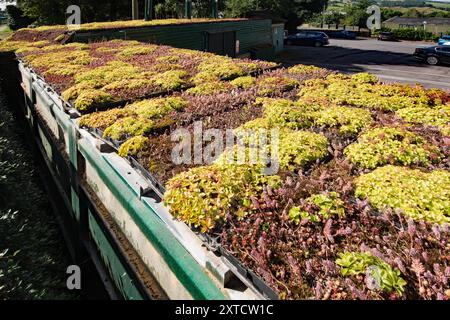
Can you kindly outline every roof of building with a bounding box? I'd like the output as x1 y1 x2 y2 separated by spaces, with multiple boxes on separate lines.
384 16 450 25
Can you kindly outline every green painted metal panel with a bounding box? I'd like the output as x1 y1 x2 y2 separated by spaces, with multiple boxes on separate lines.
88 210 144 300
78 138 226 300
73 20 273 56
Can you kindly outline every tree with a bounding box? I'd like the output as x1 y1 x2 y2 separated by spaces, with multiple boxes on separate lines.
6 5 33 30
17 0 134 25
341 0 376 28
225 0 328 33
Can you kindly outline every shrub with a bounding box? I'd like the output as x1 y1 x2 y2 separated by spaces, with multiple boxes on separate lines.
354 165 450 224
6 5 33 31
336 252 407 296
391 28 436 41
344 127 442 169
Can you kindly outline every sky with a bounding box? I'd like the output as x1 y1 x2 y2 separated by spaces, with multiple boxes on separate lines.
0 1 16 12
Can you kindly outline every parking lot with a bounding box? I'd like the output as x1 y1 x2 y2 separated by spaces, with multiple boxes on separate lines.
280 38 450 90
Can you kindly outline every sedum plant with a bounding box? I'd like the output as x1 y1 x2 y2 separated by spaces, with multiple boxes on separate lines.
257 76 300 96
74 60 141 87
151 70 188 91
230 76 256 89
198 56 245 79
299 76 438 112
350 72 379 84
78 108 132 129
73 90 115 112
118 136 150 157
336 251 407 296
186 81 230 96
396 105 450 136
164 164 281 232
259 98 319 129
103 117 154 141
78 96 187 135
277 130 329 171
344 127 441 169
288 64 325 75
129 96 187 118
354 165 450 224
313 105 373 134
116 45 157 59
289 191 345 224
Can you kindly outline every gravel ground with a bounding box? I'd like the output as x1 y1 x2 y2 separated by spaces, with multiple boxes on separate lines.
279 38 450 90
0 82 78 300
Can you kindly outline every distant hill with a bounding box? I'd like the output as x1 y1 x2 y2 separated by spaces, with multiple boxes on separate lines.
329 0 450 7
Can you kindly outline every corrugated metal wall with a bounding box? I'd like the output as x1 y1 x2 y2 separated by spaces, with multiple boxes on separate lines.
73 19 273 56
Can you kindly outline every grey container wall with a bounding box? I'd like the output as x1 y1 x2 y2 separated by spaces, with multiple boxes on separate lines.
272 24 285 54
72 19 274 57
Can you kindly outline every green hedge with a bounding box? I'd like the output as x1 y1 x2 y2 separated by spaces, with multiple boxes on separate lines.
378 27 438 41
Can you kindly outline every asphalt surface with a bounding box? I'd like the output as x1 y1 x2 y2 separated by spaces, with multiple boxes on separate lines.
279 38 450 91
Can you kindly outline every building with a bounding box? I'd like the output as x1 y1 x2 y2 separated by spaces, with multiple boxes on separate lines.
72 19 282 59
383 17 450 35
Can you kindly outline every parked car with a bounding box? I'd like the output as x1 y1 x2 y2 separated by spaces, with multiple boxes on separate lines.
414 45 450 65
437 35 450 46
284 31 329 47
378 32 396 41
329 30 357 40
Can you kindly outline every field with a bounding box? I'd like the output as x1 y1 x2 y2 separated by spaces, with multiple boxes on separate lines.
0 25 12 40
427 1 450 9
0 26 449 300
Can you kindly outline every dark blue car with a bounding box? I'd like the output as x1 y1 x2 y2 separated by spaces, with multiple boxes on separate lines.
284 31 329 47
330 30 357 40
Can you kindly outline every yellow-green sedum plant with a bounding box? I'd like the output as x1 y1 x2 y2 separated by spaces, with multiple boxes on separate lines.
354 165 450 224
336 251 407 296
345 127 441 169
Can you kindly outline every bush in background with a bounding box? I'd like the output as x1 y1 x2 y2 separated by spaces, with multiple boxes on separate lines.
6 5 33 31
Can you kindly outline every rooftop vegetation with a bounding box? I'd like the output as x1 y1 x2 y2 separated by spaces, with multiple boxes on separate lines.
1 24 449 299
